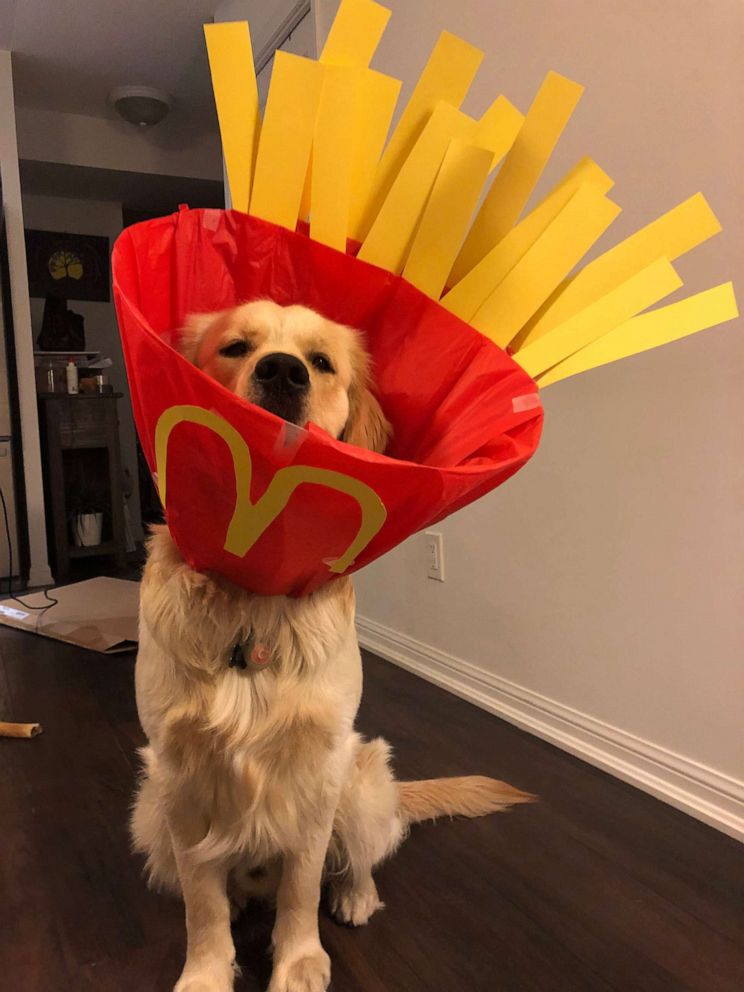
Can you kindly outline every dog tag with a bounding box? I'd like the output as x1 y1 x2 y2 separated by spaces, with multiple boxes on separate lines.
249 644 272 668
228 633 273 672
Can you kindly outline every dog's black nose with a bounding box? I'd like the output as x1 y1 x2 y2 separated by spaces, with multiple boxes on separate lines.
254 353 309 392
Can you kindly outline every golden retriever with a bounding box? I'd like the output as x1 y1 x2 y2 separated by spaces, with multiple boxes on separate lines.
132 300 532 992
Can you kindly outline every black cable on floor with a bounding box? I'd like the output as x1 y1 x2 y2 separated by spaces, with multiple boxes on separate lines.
0 483 58 613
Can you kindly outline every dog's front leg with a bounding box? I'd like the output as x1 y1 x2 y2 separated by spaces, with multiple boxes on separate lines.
170 817 235 992
268 804 336 992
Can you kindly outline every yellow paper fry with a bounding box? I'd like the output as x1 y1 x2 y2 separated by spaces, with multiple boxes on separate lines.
516 257 683 379
451 71 584 284
356 30 484 240
310 66 360 250
403 140 493 299
470 184 621 348
474 96 524 170
537 282 739 387
203 22 260 213
515 192 722 350
442 157 614 320
298 164 313 225
298 0 393 225
348 70 402 242
358 102 476 274
250 53 324 230
320 0 392 67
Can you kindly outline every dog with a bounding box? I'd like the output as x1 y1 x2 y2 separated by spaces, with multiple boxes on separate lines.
131 300 533 992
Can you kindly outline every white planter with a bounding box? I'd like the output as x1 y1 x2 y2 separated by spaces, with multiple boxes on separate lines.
73 512 103 547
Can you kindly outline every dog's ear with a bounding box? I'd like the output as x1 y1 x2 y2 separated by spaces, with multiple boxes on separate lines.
342 332 392 453
344 377 392 454
177 312 222 365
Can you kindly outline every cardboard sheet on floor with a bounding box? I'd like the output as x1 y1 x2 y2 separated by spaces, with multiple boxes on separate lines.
0 577 139 654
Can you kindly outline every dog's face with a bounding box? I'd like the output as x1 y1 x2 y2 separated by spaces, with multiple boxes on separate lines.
179 300 391 453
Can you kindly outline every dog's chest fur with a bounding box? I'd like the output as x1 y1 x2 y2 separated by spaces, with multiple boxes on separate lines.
135 527 362 861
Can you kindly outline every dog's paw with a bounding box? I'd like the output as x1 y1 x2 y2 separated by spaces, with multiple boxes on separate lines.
174 981 217 992
174 959 235 992
268 946 331 992
329 878 384 927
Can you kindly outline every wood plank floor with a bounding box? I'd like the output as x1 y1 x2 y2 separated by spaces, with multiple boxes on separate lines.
1 624 743 991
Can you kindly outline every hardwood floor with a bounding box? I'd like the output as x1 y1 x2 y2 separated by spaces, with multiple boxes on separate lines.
1 624 742 991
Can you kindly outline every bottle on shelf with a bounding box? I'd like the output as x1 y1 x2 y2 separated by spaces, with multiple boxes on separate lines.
66 358 79 395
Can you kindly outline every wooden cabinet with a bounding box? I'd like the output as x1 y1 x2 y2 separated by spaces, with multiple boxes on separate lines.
38 394 127 580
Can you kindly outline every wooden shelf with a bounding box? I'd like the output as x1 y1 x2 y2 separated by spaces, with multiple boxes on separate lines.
38 392 123 400
38 394 127 581
68 541 120 559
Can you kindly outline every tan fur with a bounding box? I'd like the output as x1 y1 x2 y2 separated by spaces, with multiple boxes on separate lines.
132 303 532 992
177 300 391 448
398 776 535 824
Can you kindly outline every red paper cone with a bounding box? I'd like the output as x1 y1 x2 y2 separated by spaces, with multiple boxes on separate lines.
113 207 543 596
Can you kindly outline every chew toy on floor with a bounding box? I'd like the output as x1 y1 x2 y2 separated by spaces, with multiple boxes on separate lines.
0 721 42 739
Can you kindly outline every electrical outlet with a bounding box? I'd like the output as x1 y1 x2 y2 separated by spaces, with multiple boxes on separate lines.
424 531 445 581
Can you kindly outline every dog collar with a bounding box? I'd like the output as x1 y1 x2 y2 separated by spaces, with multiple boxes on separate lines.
228 631 273 672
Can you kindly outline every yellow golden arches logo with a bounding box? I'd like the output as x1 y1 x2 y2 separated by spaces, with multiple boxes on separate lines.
154 405 387 574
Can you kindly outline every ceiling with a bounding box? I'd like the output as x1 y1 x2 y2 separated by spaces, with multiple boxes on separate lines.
2 0 233 131
4 0 310 207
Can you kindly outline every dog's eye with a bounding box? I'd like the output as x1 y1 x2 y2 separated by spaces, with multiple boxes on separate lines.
310 353 334 374
219 340 251 358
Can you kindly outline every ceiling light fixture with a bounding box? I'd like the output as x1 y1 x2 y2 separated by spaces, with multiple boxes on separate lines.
109 86 172 127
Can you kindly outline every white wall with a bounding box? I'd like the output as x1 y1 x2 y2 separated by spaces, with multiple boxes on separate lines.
20 193 143 540
316 0 744 837
0 51 53 586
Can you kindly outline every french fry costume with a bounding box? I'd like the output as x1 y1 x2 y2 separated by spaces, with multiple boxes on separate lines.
112 0 737 597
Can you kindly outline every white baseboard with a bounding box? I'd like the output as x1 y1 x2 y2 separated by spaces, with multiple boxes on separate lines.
356 615 744 843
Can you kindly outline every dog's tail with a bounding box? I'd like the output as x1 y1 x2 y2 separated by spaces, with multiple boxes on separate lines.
397 775 535 825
